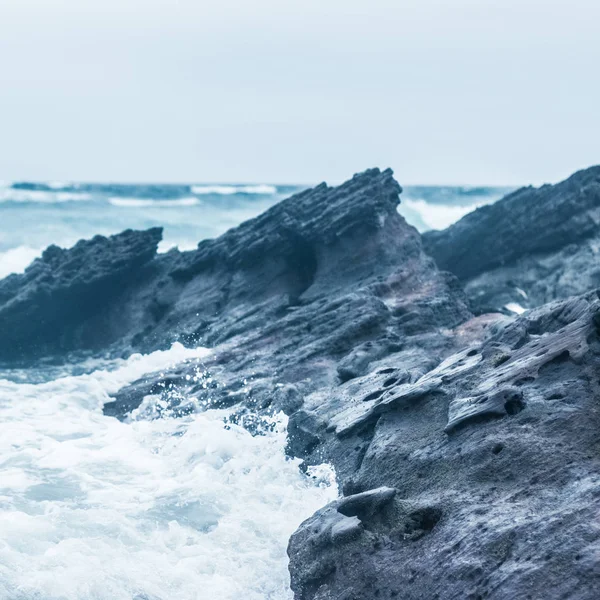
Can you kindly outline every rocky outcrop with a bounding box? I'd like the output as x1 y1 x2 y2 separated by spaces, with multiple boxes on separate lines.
423 166 600 313
4 166 600 599
0 228 163 362
0 168 470 367
100 169 472 419
288 292 600 600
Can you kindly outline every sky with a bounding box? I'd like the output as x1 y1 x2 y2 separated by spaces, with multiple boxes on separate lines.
0 0 598 185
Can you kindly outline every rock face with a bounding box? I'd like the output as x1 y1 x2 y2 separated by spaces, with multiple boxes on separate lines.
423 166 600 313
0 228 163 362
288 292 600 599
0 168 470 373
4 166 600 600
100 169 472 419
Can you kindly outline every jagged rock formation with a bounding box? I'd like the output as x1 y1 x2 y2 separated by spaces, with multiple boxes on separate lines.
102 169 472 419
0 169 469 367
0 228 163 362
423 165 600 314
288 292 600 599
3 166 600 600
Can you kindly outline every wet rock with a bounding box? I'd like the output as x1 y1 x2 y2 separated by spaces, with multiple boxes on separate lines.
423 165 600 313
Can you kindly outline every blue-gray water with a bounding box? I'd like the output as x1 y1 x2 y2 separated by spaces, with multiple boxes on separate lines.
0 180 513 278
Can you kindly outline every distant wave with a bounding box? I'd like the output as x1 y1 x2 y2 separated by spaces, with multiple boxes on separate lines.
401 198 484 231
109 197 201 208
0 246 41 278
191 184 277 195
0 189 92 204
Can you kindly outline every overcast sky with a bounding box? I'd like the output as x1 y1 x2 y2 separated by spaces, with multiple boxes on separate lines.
0 0 598 185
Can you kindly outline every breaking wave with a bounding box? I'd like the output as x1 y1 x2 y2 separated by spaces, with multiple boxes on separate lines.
191 185 278 196
109 197 202 208
0 344 337 600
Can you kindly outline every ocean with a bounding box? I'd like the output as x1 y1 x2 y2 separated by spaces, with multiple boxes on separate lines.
0 181 513 279
0 180 512 599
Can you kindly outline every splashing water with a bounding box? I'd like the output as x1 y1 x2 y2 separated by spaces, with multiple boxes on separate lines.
0 344 337 600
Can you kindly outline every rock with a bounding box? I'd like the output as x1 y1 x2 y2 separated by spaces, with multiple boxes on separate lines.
423 165 600 313
289 291 600 600
62 168 468 420
0 168 470 370
0 228 163 362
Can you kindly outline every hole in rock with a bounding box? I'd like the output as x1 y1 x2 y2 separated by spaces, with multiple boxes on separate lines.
363 389 384 402
467 349 478 357
378 368 395 374
383 377 398 388
505 396 525 415
492 443 504 455
404 507 442 535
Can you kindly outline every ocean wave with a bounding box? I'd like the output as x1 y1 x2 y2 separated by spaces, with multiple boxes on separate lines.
109 197 201 208
401 198 484 231
0 245 41 278
191 184 278 195
0 343 337 599
0 189 92 204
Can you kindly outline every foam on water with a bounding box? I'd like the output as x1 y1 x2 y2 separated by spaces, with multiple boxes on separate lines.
0 189 92 204
401 198 486 231
191 185 277 195
0 344 337 600
109 197 202 208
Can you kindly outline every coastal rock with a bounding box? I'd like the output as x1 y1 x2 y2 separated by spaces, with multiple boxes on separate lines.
0 168 470 369
288 291 600 599
423 165 600 313
0 228 162 361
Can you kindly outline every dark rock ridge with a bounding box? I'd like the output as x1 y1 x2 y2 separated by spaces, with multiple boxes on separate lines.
3 166 600 599
0 168 469 366
101 169 473 419
423 165 600 314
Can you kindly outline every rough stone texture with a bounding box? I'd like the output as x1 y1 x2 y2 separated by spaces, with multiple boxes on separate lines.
0 168 469 368
101 169 472 420
288 292 600 600
0 228 163 361
423 165 600 313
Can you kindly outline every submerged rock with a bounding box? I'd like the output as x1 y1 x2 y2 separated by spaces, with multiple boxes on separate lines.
423 165 600 313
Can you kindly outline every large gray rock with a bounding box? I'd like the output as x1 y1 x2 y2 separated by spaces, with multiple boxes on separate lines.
288 292 600 600
423 166 600 313
0 168 468 364
101 168 472 419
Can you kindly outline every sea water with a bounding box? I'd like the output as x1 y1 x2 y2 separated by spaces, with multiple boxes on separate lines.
0 180 513 278
0 344 337 600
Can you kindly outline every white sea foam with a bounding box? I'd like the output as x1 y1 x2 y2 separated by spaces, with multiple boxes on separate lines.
191 185 277 195
0 245 41 278
402 198 484 231
47 181 72 190
109 197 201 208
0 189 92 204
0 343 337 600
505 302 526 315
